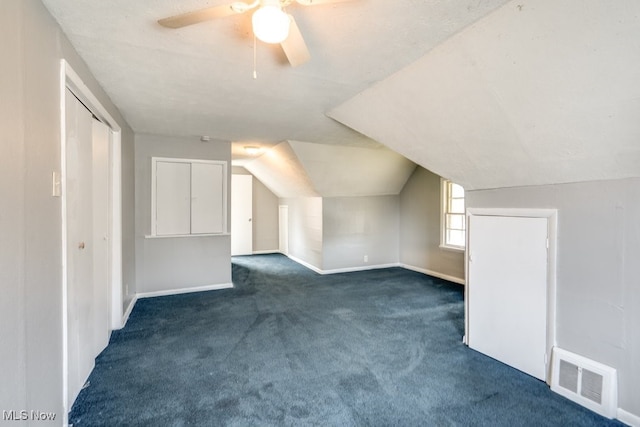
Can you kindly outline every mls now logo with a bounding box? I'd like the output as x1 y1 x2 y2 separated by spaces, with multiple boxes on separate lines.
3 410 56 421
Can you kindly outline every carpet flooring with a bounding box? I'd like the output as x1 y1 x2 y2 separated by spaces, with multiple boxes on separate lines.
70 254 624 426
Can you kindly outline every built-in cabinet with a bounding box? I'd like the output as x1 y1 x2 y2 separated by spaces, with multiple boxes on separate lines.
150 157 227 237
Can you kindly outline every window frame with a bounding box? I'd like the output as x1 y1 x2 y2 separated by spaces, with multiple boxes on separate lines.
440 178 466 251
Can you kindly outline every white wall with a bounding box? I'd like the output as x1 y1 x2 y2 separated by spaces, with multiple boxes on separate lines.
399 167 465 282
0 0 135 419
135 134 231 294
281 197 323 270
323 196 399 271
467 177 640 418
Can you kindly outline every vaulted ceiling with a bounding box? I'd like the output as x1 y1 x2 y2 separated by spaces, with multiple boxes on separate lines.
329 0 640 190
42 0 640 193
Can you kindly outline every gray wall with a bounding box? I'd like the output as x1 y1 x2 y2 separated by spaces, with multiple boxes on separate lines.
467 177 640 417
399 167 465 282
232 167 280 253
135 134 231 293
281 172 466 279
323 196 399 271
281 197 323 269
0 0 135 419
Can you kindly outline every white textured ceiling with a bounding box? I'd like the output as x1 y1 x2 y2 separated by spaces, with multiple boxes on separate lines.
329 0 640 190
243 141 415 198
40 0 509 149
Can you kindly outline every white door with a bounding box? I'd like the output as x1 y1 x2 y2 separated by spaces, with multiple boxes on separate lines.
92 119 111 357
467 215 548 380
66 89 95 405
231 175 253 255
65 89 112 406
279 205 289 255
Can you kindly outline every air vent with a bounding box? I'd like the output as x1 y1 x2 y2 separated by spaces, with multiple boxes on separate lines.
551 347 617 418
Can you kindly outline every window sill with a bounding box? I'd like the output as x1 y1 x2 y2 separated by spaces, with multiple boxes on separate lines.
145 233 230 239
439 244 465 253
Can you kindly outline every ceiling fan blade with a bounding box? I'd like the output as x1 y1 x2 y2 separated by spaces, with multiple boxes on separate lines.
281 15 310 67
158 4 238 28
295 0 354 5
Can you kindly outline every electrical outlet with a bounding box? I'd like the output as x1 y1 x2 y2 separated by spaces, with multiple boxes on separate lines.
364 255 368 263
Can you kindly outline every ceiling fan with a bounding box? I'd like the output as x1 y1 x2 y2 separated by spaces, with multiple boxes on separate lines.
158 0 352 67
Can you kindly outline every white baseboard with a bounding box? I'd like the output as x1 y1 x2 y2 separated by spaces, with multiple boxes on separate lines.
252 250 280 255
320 263 400 275
137 282 234 299
287 254 399 275
286 256 466 282
118 295 137 329
400 264 466 285
618 408 640 426
287 255 323 274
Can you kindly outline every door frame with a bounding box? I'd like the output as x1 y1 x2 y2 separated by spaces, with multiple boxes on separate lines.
279 205 289 255
465 208 557 383
231 174 253 255
60 60 123 419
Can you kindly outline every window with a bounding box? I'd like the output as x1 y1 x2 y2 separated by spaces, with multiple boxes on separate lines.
151 157 227 237
441 179 465 250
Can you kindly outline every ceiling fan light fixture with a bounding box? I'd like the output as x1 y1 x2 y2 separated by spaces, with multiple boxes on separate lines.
252 5 291 44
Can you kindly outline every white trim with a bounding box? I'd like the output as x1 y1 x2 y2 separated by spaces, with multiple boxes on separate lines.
145 233 230 239
119 295 138 330
465 207 558 385
286 255 465 280
110 132 123 331
59 61 69 427
251 250 280 255
137 283 234 299
60 59 124 421
287 255 323 274
401 264 466 285
321 263 399 275
618 408 640 427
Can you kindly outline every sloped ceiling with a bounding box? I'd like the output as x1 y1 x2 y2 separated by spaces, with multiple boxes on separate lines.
244 141 319 198
329 0 640 190
40 0 509 149
244 141 416 198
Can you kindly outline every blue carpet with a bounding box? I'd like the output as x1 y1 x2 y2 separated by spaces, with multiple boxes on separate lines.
70 254 624 426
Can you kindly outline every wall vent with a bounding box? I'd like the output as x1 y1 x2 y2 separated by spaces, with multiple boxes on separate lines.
550 347 617 418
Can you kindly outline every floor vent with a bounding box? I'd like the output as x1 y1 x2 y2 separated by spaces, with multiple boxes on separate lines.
550 347 617 418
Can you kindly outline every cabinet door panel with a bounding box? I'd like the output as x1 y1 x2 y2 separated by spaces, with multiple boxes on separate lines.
156 161 191 235
191 162 224 234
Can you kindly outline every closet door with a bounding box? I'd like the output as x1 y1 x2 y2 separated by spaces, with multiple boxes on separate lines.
66 89 113 406
92 119 111 357
467 215 548 380
65 89 96 405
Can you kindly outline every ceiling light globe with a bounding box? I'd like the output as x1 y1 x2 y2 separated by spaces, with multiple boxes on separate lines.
252 6 291 44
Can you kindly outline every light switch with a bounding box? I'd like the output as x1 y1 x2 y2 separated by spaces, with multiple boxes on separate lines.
52 171 61 197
